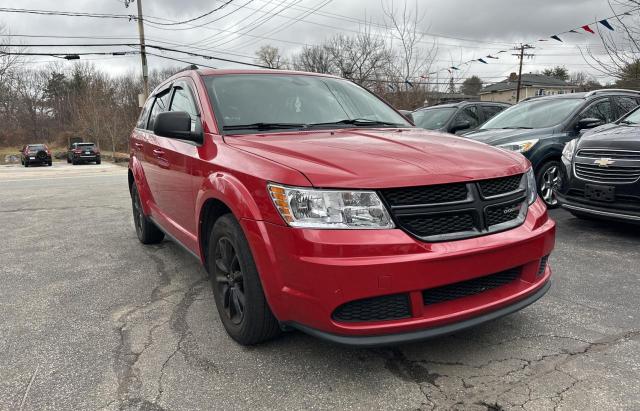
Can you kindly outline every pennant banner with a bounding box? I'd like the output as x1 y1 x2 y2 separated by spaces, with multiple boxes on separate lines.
582 24 595 34
599 19 614 31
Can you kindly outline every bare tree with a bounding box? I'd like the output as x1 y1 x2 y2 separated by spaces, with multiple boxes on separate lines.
255 45 288 69
292 45 333 74
581 1 640 88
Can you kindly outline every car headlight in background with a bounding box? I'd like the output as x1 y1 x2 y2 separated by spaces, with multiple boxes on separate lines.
562 138 577 161
268 184 395 229
525 168 538 205
498 139 539 153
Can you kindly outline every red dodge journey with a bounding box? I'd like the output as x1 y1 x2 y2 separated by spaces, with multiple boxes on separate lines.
128 68 555 346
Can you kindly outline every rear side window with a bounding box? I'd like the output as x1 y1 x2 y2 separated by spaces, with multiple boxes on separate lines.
136 98 154 129
454 106 481 129
147 91 172 131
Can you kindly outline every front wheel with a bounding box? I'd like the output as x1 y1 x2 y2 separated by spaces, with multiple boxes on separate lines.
24 161 29 167
536 160 564 209
96 158 101 165
207 214 280 345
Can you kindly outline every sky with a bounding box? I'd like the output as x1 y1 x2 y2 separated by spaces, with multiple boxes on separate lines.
0 0 629 87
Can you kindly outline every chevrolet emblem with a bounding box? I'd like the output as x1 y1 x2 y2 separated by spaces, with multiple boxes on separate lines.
594 158 615 167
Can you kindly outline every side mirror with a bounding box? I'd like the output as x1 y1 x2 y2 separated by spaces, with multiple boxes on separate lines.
450 120 472 134
154 111 203 144
575 117 604 131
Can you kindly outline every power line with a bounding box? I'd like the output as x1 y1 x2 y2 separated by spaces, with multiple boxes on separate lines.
145 0 237 26
0 7 135 20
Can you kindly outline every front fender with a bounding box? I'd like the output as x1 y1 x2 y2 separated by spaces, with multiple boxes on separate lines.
195 172 264 224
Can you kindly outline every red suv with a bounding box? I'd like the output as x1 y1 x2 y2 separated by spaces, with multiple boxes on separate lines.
129 69 555 346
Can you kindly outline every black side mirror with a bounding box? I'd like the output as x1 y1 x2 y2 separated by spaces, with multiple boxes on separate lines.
154 111 203 144
450 120 472 133
575 117 604 131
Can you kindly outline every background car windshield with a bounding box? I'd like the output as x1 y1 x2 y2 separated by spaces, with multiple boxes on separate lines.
28 145 45 150
412 107 457 129
481 98 583 129
622 108 640 124
204 74 411 130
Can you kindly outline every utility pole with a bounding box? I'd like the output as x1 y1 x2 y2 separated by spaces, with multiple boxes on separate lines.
125 0 149 103
512 44 535 103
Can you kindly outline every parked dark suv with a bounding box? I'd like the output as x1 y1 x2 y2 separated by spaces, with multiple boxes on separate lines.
67 142 101 165
21 144 52 167
558 106 640 223
128 68 554 346
465 90 640 207
412 101 510 134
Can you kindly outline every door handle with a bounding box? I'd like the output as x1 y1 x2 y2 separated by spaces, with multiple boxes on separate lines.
153 149 165 156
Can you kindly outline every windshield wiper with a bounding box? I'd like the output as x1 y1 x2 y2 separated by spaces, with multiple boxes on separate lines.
619 120 638 126
307 118 405 128
223 122 308 131
500 126 533 129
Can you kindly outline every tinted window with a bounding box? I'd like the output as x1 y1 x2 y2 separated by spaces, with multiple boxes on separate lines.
147 91 172 131
413 107 457 130
614 96 639 117
578 99 614 123
136 98 154 129
482 98 583 129
453 106 480 129
170 84 199 133
481 105 506 121
204 74 410 132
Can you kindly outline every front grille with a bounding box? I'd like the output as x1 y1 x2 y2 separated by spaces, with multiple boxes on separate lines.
423 267 521 305
380 174 526 242
574 163 640 184
486 199 526 227
537 255 549 277
577 148 640 160
398 212 476 237
332 293 411 322
479 174 522 197
382 183 468 206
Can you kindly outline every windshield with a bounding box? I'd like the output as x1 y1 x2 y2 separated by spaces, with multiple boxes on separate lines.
412 107 457 130
621 108 640 125
204 74 411 133
77 144 95 149
481 98 583 129
27 145 46 150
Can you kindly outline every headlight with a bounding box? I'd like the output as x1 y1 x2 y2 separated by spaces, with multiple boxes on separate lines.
267 184 394 229
562 139 577 161
526 168 538 205
498 139 539 153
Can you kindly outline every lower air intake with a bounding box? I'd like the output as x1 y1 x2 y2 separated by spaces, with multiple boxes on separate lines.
423 267 521 305
332 293 411 323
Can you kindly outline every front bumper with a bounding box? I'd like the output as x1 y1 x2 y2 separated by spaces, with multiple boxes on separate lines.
241 198 555 345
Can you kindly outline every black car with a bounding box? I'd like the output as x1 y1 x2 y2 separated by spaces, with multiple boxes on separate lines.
21 144 52 167
464 90 640 207
412 101 510 135
557 106 640 223
67 142 101 165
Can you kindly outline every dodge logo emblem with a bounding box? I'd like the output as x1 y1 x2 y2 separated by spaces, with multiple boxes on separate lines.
594 158 615 167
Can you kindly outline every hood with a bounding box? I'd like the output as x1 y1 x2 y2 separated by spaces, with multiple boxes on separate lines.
225 128 529 188
464 127 554 146
579 123 640 151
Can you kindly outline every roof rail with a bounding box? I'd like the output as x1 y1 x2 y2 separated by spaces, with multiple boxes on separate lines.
177 64 199 73
585 88 640 97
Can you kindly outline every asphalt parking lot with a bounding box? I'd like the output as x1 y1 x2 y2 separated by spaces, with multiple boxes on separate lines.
1 162 638 411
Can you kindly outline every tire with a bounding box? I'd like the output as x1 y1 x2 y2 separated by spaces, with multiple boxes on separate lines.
96 158 101 165
207 214 280 345
24 161 29 167
67 157 71 164
71 159 77 165
536 160 564 209
131 183 164 244
48 161 52 166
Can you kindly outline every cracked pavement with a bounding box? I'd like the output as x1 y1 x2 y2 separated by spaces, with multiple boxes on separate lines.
1 162 639 410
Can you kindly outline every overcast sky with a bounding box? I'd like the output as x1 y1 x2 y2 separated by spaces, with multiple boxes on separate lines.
0 0 626 86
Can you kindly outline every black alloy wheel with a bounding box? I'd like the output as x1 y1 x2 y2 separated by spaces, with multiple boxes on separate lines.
131 184 164 244
214 237 246 325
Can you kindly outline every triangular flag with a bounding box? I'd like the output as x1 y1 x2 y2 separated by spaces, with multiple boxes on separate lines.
450 66 460 70
551 35 563 42
420 75 428 79
486 55 499 59
582 24 595 34
447 69 452 74
497 50 507 54
538 39 549 42
478 58 488 64
599 19 614 31
569 29 580 34
388 84 395 91
404 80 414 88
